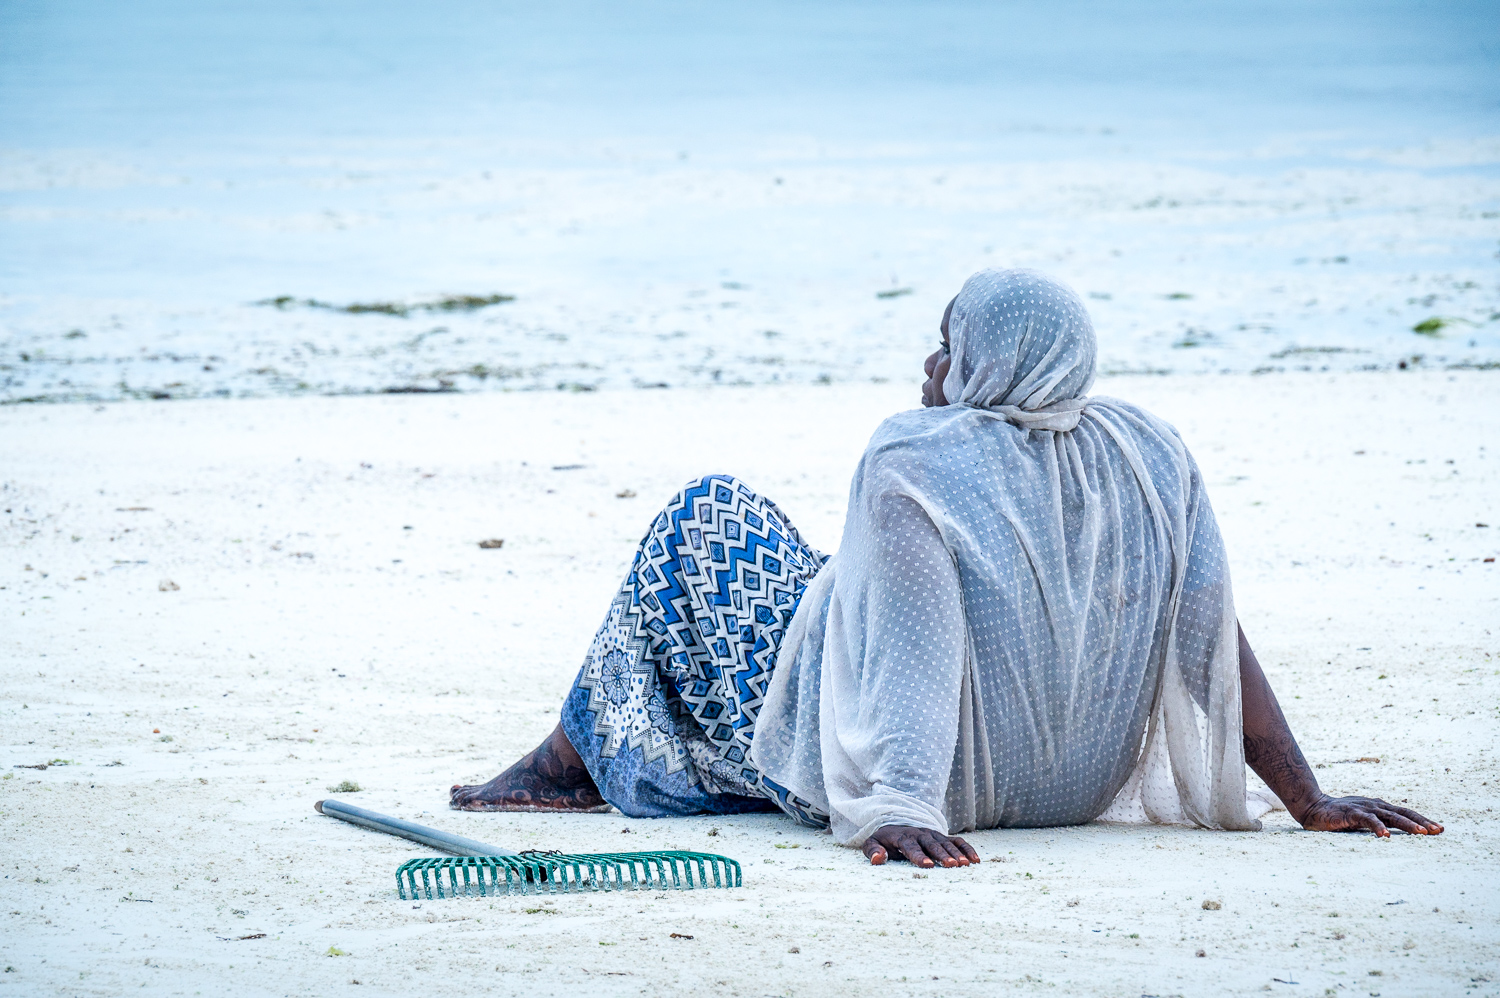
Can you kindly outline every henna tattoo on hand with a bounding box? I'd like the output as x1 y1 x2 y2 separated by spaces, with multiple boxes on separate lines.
1243 729 1319 819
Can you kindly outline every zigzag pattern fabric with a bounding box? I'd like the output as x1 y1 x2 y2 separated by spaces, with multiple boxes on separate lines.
561 475 830 824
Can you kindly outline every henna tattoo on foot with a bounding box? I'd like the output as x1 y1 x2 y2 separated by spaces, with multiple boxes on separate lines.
450 727 606 812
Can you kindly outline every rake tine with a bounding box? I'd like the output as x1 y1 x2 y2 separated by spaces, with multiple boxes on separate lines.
419 863 434 901
657 855 674 889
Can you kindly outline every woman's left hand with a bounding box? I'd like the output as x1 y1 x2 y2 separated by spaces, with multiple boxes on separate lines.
861 824 980 867
1297 794 1443 837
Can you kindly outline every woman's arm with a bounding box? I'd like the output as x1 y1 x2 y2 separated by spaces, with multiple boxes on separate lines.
1238 624 1442 836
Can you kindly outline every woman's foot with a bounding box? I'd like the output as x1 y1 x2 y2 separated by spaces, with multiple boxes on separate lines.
450 723 610 812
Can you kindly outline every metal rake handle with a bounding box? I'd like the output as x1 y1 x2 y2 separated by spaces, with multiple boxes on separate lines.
315 799 518 857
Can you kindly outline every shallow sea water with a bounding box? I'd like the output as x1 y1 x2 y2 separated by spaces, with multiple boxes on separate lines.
1 0 1497 402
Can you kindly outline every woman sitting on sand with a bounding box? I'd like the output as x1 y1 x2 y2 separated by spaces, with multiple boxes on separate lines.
452 268 1442 867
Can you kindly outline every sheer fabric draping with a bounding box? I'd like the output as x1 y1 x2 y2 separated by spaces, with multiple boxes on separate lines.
752 269 1270 845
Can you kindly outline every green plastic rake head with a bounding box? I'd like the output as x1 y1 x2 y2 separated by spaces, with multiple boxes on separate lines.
396 850 741 900
315 799 743 900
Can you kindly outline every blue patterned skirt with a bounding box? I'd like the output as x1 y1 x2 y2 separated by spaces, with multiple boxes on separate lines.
560 475 829 825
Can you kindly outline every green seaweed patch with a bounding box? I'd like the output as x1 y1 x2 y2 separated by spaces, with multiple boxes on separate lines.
343 301 407 316
1412 317 1448 336
876 288 913 299
441 364 525 381
1164 292 1194 300
1268 345 1367 360
429 294 515 311
327 780 362 793
256 293 515 318
1171 328 1215 349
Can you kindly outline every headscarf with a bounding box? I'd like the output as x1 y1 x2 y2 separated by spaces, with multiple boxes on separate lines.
943 267 1094 429
753 268 1265 844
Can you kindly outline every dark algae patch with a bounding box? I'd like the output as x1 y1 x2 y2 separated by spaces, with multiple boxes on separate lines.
256 293 515 318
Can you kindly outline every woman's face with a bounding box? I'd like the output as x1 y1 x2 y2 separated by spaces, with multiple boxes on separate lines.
921 297 956 408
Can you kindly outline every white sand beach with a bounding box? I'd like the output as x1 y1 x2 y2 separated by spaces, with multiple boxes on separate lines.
2 371 1497 996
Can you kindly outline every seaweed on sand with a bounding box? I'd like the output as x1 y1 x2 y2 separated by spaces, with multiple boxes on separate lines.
255 294 515 317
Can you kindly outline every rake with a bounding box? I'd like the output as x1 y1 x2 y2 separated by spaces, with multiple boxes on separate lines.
315 799 742 900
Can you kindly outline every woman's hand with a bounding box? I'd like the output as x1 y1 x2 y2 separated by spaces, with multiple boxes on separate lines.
1238 626 1445 838
860 824 980 867
1298 794 1443 837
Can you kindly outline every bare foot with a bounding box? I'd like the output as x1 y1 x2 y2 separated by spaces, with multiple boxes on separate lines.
450 723 610 812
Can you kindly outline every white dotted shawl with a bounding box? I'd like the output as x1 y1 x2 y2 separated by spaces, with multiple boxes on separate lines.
753 268 1268 845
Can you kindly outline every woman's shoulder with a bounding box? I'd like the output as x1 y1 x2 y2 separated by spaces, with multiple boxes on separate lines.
1084 395 1185 444
1084 395 1207 494
856 408 974 473
867 405 976 448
